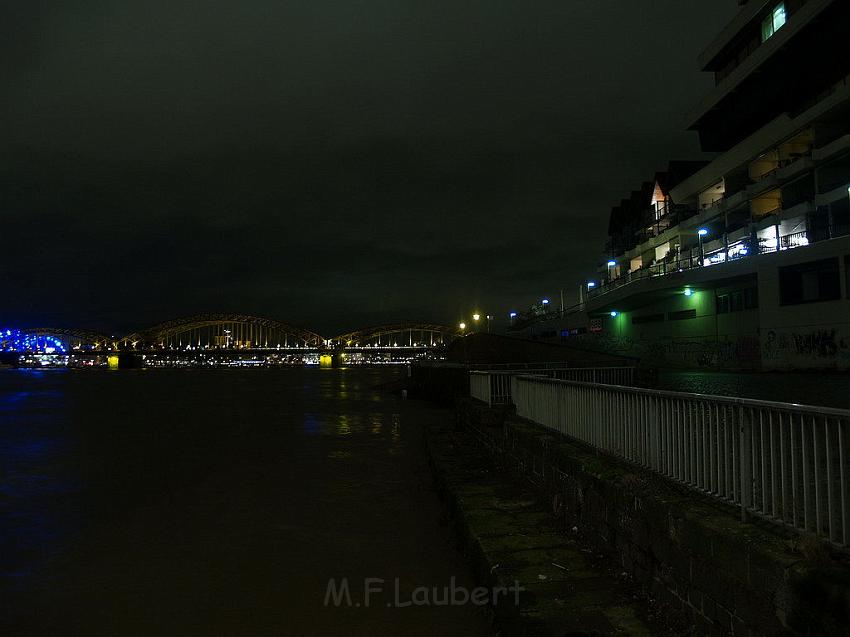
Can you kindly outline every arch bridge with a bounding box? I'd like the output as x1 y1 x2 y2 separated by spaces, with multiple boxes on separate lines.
118 314 326 350
3 316 459 357
328 323 458 350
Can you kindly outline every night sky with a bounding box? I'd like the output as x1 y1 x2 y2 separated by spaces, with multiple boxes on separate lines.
2 2 737 336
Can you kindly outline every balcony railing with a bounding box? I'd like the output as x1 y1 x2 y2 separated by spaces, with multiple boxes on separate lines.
588 227 829 302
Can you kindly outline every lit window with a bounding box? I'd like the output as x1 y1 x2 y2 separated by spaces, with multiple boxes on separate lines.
761 2 787 42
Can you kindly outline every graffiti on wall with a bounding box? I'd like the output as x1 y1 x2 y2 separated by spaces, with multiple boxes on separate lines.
575 333 761 369
763 328 850 369
563 322 850 370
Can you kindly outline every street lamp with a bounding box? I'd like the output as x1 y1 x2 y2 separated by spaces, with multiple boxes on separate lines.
459 322 466 330
697 228 709 265
472 313 480 322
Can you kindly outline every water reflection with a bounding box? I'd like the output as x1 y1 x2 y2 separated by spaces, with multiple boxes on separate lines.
0 371 76 591
0 367 487 636
337 414 352 435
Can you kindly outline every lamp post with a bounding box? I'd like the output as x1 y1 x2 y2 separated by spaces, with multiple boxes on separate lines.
698 228 709 265
607 260 616 282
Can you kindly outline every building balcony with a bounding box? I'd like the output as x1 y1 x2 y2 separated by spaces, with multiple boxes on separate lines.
816 184 850 206
812 133 850 163
747 173 780 198
587 220 839 304
776 155 814 181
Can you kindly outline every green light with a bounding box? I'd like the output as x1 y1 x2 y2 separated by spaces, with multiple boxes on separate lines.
684 288 693 297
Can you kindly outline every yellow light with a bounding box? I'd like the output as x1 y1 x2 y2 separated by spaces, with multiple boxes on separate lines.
459 322 466 330
107 355 120 370
472 313 480 321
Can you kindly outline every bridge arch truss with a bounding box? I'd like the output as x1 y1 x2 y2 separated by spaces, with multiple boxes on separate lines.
329 323 459 349
120 314 325 350
0 328 111 352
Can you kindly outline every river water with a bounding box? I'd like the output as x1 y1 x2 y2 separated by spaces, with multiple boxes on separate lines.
0 368 491 636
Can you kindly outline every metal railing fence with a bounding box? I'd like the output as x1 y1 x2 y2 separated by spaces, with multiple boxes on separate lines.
510 375 849 546
469 367 635 406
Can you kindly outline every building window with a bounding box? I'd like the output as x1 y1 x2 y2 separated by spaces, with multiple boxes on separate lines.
744 287 759 310
717 287 759 314
730 291 745 313
632 313 665 325
669 309 697 321
779 258 840 305
761 2 787 42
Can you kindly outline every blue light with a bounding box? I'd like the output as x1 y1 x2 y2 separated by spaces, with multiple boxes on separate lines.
541 299 549 305
684 288 694 297
698 228 709 237
607 260 616 267
0 330 66 353
587 281 596 288
610 311 618 317
509 312 517 318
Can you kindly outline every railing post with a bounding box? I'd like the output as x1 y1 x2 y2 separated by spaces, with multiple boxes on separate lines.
740 406 751 523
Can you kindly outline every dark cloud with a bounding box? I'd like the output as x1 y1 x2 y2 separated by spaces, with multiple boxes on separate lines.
0 1 737 334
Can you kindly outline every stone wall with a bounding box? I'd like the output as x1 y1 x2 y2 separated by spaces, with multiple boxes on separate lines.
455 399 850 635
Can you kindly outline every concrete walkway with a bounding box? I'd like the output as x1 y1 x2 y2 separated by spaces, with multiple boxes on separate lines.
427 421 665 636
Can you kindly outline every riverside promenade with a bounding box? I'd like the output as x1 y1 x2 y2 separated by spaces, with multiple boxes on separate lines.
411 335 850 636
